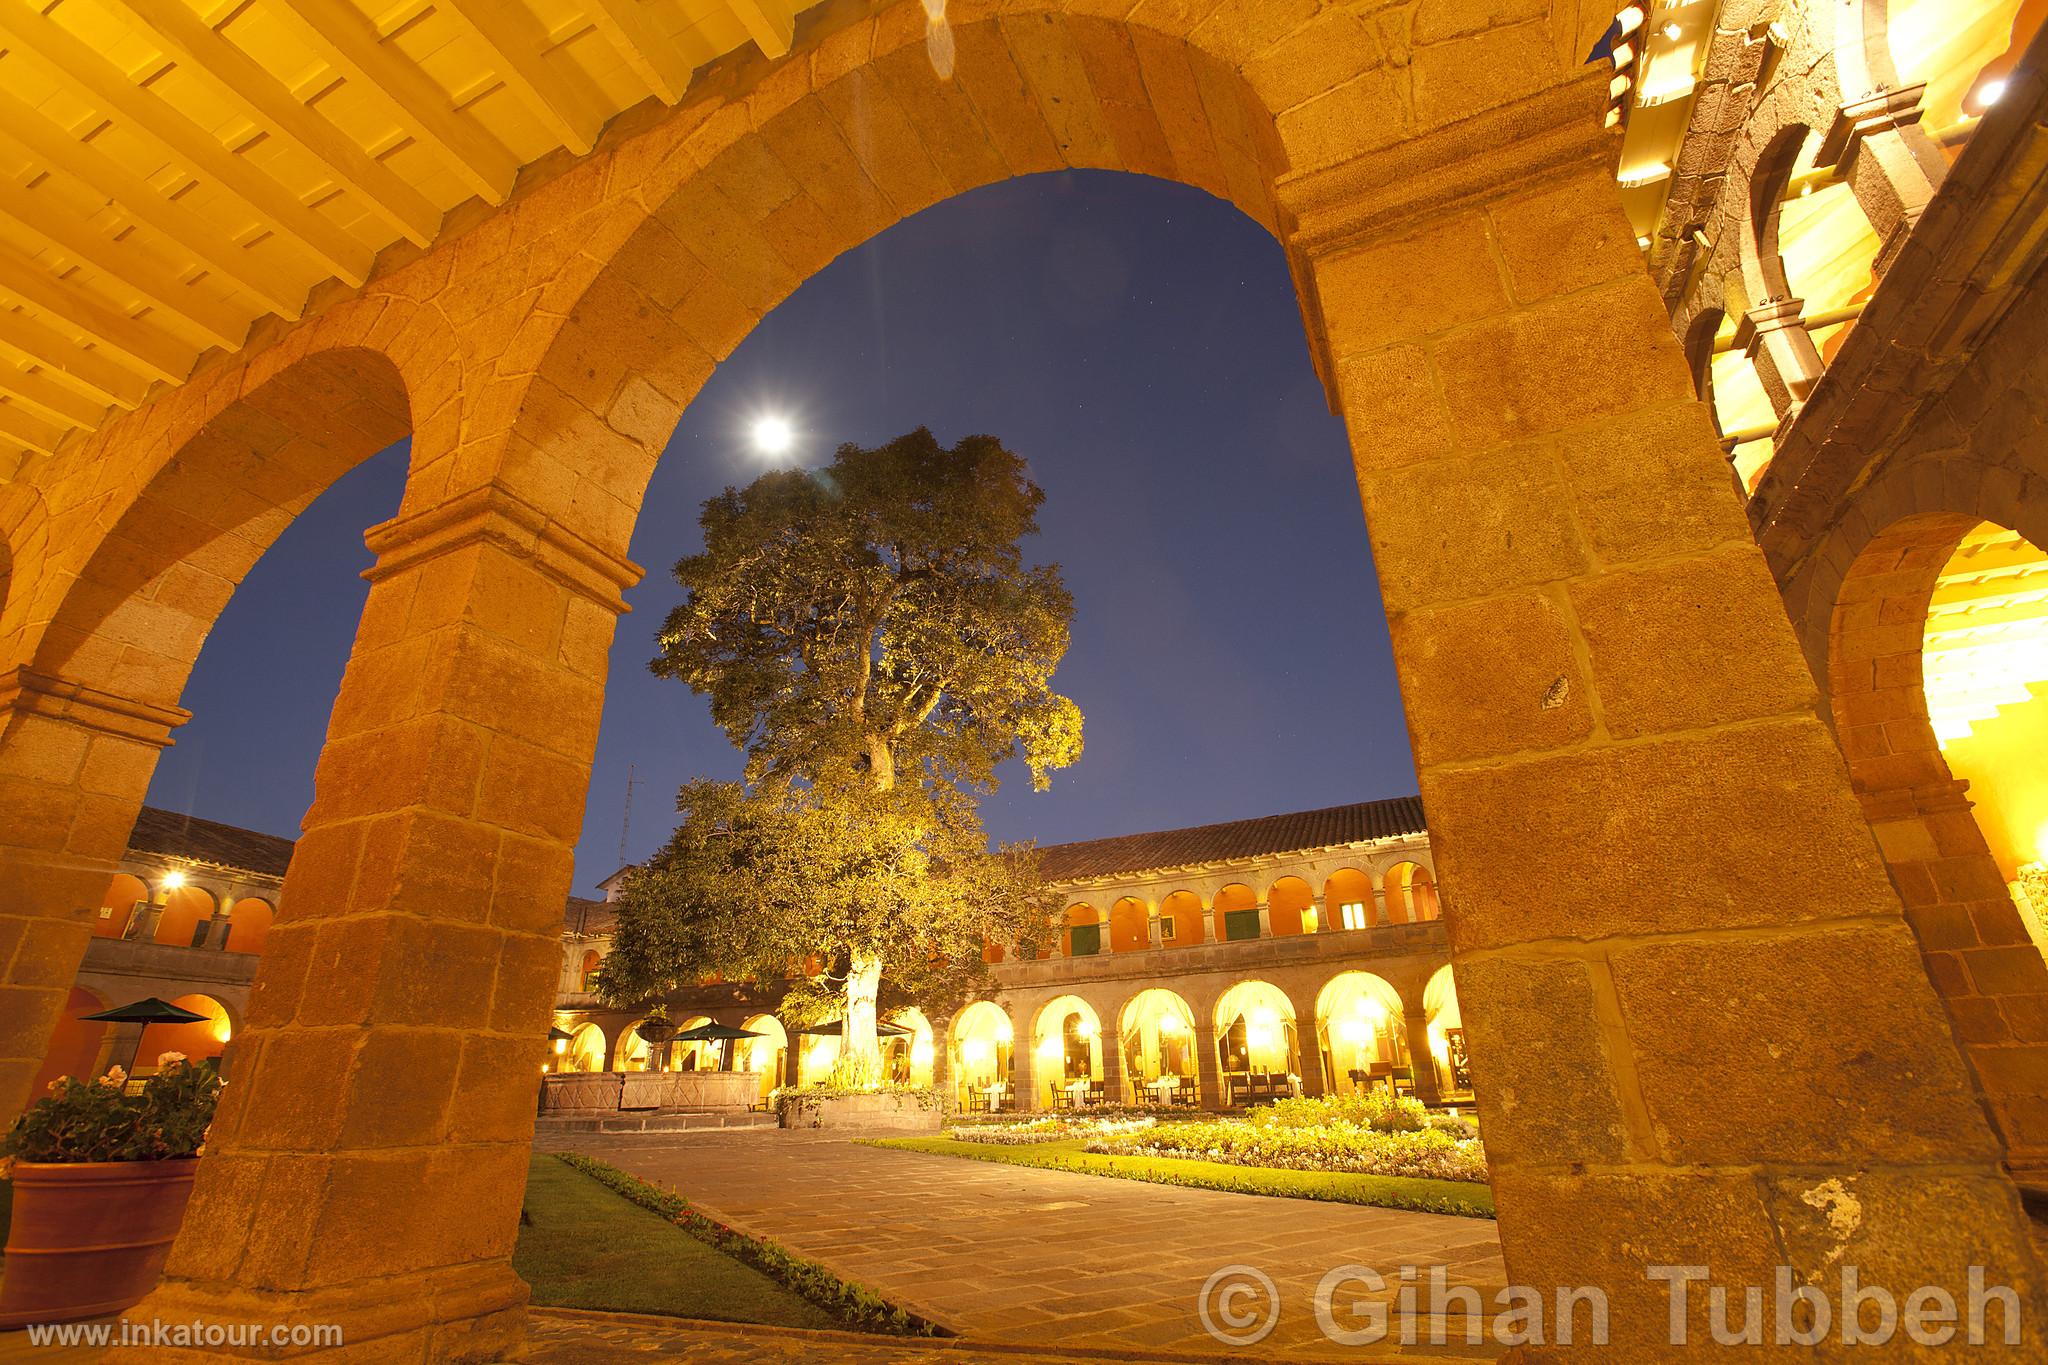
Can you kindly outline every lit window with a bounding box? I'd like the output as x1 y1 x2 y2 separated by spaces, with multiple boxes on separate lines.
1340 902 1369 931
1160 919 1176 941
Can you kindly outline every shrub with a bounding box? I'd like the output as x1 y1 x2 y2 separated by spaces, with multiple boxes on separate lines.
1265 1092 1426 1133
772 1082 945 1126
945 1115 1156 1145
2 1057 223 1165
1090 1115 1488 1183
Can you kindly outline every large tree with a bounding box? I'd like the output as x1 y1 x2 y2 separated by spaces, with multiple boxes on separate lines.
614 429 1083 1072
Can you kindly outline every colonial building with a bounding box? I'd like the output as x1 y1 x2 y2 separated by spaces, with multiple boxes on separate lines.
551 797 1475 1115
34 807 282 1096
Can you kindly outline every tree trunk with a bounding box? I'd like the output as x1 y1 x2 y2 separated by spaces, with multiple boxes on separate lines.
843 950 885 1079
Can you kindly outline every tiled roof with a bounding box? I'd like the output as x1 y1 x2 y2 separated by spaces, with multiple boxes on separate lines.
1037 796 1426 883
128 806 295 879
564 897 616 937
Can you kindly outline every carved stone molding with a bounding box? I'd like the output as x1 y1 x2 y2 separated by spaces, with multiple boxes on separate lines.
0 666 191 748
362 482 645 614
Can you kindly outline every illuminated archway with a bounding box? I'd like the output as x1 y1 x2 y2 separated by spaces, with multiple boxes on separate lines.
153 883 216 947
1031 995 1101 1109
1211 883 1258 942
672 1014 713 1072
884 1007 935 1087
136 993 232 1072
1212 980 1298 1104
225 898 272 954
1064 902 1104 957
1424 966 1470 1100
1384 862 1439 924
97 873 148 940
738 1015 788 1103
1117 988 1195 1107
1157 890 1204 948
578 949 602 992
1108 896 1150 952
1315 971 1409 1097
563 1023 605 1074
1267 876 1312 936
617 1022 653 1073
949 1001 1013 1112
1324 868 1375 932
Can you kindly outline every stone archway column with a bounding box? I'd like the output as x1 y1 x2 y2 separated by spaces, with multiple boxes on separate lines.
0 669 188 1115
1283 77 2046 1350
1192 1020 1222 1110
1403 1008 1443 1108
131 481 640 1362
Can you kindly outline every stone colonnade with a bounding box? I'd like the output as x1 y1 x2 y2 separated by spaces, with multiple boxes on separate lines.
0 2 2040 1358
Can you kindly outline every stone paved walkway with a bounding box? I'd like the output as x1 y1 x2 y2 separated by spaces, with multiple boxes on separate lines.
542 1129 1505 1360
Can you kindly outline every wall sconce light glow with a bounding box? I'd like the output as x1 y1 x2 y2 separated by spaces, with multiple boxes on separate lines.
161 870 186 890
1978 79 2008 108
751 414 795 456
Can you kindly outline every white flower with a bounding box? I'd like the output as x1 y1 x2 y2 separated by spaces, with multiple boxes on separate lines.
101 1064 127 1087
156 1051 187 1068
47 1075 69 1092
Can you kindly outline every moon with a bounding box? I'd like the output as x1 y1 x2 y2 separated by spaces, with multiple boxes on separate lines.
751 414 795 456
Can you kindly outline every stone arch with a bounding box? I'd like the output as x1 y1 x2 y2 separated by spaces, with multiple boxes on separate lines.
225 897 273 955
1266 874 1313 936
1116 987 1196 1105
1107 895 1149 952
1826 507 2048 1171
1156 889 1204 947
1315 970 1408 1096
31 345 414 714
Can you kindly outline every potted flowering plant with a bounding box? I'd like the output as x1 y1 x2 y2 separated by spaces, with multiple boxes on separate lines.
0 1054 223 1326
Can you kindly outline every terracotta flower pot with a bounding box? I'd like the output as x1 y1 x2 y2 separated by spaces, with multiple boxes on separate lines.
0 1158 198 1327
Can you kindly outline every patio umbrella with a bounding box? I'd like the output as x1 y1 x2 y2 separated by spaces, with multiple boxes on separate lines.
794 1019 912 1037
671 1020 765 1071
81 997 209 1075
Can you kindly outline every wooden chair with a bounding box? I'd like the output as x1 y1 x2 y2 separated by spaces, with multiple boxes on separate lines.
1173 1076 1198 1108
1086 1079 1106 1107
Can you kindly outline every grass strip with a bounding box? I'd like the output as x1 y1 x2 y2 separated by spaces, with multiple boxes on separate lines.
551 1151 944 1336
515 1155 838 1328
862 1136 1495 1219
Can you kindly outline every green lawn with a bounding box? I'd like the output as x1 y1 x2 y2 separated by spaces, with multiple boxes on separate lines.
512 1155 839 1328
866 1136 1495 1218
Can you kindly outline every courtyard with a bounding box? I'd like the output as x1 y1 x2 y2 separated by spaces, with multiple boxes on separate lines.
534 1128 1506 1359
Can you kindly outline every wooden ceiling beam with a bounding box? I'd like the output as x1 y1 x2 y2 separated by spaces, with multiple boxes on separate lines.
442 0 605 154
0 399 67 457
725 0 792 58
0 88 300 318
115 0 442 248
0 2 376 289
271 0 521 206
0 245 198 385
0 175 248 350
0 356 111 429
0 306 151 409
583 0 696 104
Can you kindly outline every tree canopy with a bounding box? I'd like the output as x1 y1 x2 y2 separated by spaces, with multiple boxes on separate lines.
606 429 1082 1077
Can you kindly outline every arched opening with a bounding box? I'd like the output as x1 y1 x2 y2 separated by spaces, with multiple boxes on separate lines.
1108 896 1150 952
949 1001 1013 1114
579 949 602 992
1762 129 1881 366
225 897 273 954
1063 902 1104 957
1211 883 1258 943
1266 875 1312 936
1156 890 1204 948
1315 971 1410 1098
1423 966 1471 1101
96 873 149 939
136 993 232 1074
1922 522 2048 917
1117 988 1196 1107
1212 979 1297 1106
1888 0 2041 137
797 1028 840 1087
28 987 109 1101
153 882 217 948
884 1007 935 1087
1031 995 1101 1111
1324 868 1375 932
1384 861 1439 924
563 1023 606 1074
671 1014 714 1071
738 1015 788 1103
617 1021 654 1073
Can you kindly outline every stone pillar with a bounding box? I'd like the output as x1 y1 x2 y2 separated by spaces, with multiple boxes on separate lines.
0 668 187 1117
1097 913 1113 953
1818 85 1947 275
1096 1019 1122 1105
1369 887 1389 927
1200 901 1217 944
1193 1021 1223 1110
135 483 640 1361
1288 999 1325 1098
1403 1009 1443 1108
1736 298 1824 417
1309 897 1328 933
1281 78 2045 1349
1010 1026 1035 1113
1254 901 1272 938
927 1012 951 1097
1147 912 1162 949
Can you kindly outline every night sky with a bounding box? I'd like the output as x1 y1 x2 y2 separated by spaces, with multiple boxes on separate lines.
146 170 1418 889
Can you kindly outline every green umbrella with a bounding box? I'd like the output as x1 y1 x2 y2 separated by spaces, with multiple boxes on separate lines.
795 1019 912 1037
82 997 210 1076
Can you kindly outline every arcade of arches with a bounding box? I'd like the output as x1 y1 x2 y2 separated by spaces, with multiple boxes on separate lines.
2 0 2046 1358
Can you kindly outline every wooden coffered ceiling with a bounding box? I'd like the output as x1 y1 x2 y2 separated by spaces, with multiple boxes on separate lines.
0 0 819 469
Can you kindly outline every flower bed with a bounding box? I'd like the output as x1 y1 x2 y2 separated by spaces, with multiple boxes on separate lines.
1086 1095 1488 1183
945 1115 1156 1145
